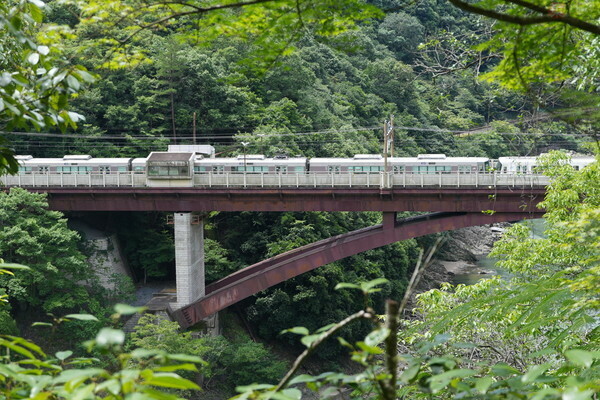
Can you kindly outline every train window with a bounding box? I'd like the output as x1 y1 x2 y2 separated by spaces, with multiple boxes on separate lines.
393 166 404 173
194 166 207 173
328 166 341 174
574 165 580 171
233 166 268 173
39 166 48 174
118 166 127 172
148 166 170 176
18 167 32 174
147 166 189 176
212 165 224 173
294 166 305 173
410 165 451 174
458 166 471 173
57 166 91 174
275 166 288 173
349 166 382 173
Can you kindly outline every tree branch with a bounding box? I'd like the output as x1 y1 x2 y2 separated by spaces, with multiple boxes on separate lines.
274 309 374 392
117 0 280 43
447 0 600 35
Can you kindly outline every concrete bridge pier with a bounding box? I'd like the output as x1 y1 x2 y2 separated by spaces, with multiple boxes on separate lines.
173 212 204 308
172 212 220 334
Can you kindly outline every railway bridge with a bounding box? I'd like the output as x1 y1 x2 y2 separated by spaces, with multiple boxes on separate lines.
1 171 546 328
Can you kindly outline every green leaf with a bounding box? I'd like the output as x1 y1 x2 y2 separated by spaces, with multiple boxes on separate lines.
288 374 317 385
0 338 36 359
364 328 389 347
282 326 309 336
530 388 561 400
562 387 595 400
356 342 384 355
66 74 80 91
300 334 323 348
52 368 105 384
565 349 595 368
138 387 180 400
28 52 40 65
270 388 302 400
429 369 476 393
334 282 360 290
95 328 125 347
55 351 73 361
143 373 201 390
492 363 521 376
0 263 30 270
65 314 99 322
165 354 206 364
521 363 551 383
95 378 121 395
474 376 494 394
155 363 198 372
31 322 53 328
360 278 389 293
114 304 146 315
400 363 420 383
130 348 163 359
315 323 337 333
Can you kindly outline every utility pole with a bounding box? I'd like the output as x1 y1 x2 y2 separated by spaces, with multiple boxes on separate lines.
389 114 394 158
383 120 389 173
383 115 394 172
241 142 249 171
192 112 197 145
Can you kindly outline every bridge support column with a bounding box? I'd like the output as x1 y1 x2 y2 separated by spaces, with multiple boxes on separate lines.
383 212 397 230
173 212 205 308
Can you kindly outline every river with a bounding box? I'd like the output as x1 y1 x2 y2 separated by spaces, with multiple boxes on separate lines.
450 219 546 285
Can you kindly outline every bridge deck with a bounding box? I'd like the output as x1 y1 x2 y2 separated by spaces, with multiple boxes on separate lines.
0 187 544 213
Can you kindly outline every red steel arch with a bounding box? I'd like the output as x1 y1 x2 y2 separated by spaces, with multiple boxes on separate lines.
170 211 540 328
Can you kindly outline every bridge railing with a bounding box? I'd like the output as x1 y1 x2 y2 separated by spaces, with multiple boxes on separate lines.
1 171 550 189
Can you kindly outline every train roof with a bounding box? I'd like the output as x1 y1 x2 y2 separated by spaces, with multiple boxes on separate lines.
311 156 490 164
195 156 307 165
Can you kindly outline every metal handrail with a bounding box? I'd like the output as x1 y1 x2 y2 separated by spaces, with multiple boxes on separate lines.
0 171 550 189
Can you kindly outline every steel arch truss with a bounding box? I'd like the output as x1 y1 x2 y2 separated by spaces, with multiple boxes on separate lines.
170 211 539 328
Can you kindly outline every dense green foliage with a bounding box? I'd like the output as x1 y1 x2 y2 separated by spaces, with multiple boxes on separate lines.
0 188 95 314
130 314 287 390
0 0 93 174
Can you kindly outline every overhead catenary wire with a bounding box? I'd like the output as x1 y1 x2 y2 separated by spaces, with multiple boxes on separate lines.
1 124 596 141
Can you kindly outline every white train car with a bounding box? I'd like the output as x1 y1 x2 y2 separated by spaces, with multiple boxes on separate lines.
309 154 491 174
16 155 132 174
390 154 490 174
498 155 596 173
194 155 307 174
309 154 385 173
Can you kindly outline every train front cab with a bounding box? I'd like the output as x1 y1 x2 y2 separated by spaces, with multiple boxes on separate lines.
146 152 194 187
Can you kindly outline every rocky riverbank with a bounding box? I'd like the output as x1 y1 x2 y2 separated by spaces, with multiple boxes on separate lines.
417 224 508 292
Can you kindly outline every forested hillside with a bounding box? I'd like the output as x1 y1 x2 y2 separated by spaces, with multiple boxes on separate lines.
10 0 590 159
0 0 598 398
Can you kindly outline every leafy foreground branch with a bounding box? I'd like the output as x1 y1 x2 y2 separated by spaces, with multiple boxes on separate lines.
0 302 205 400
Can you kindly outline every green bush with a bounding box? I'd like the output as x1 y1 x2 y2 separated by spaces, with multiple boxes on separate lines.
0 309 18 335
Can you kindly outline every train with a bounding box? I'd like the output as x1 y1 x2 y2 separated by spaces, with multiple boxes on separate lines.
12 150 595 178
